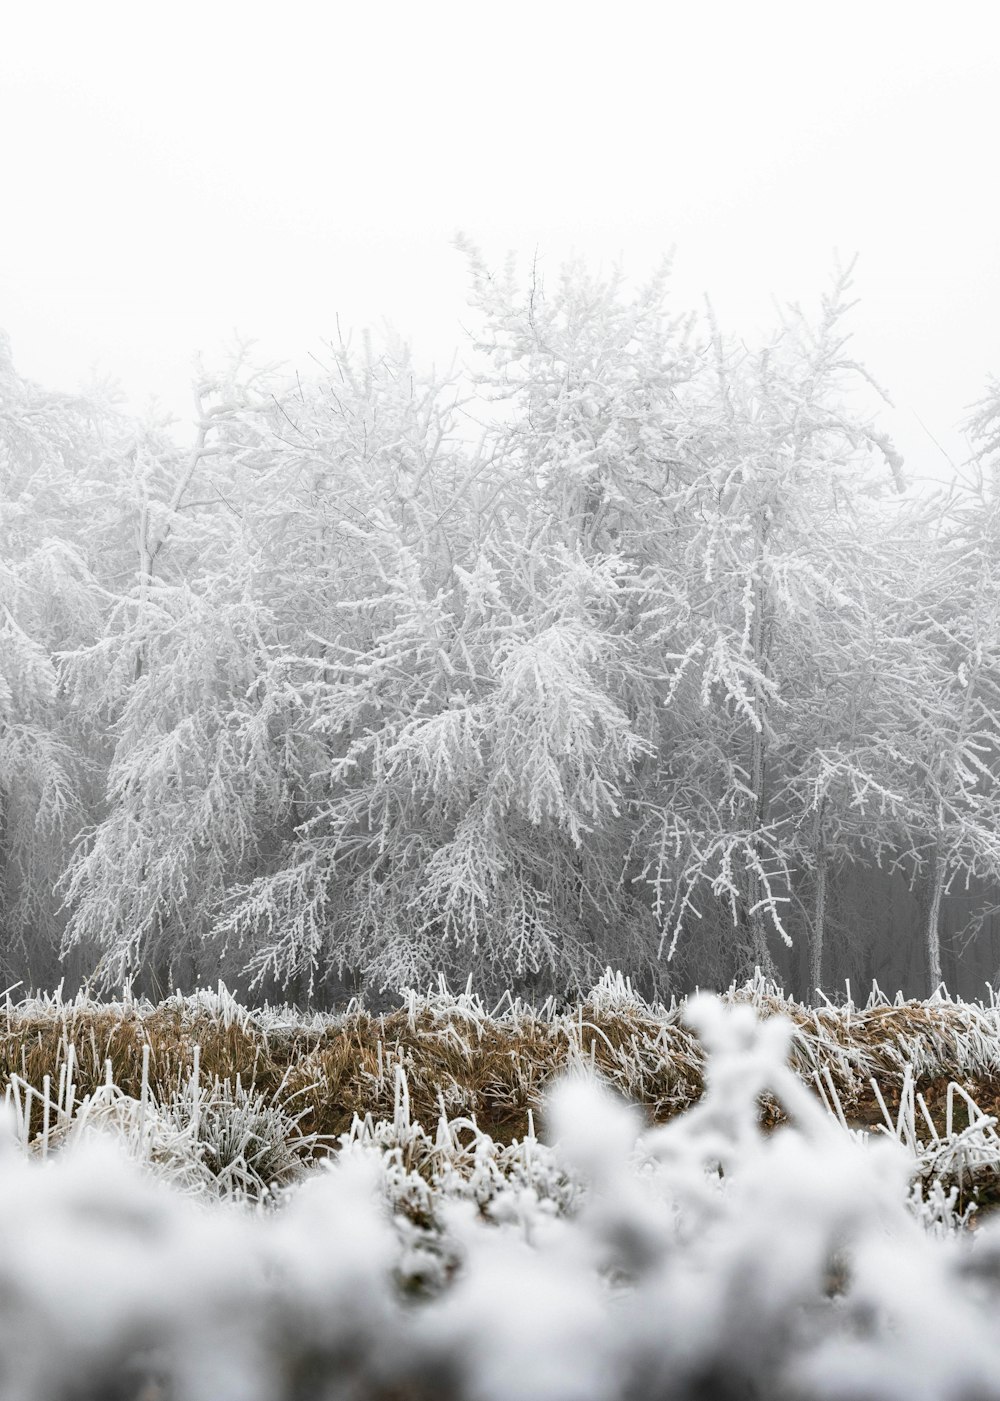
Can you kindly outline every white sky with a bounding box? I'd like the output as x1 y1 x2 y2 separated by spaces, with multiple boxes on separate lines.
1 1 998 487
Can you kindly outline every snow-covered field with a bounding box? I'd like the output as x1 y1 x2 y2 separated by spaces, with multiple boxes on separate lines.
4 983 1000 1399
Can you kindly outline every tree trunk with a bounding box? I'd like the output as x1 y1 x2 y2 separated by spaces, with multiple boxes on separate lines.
926 844 945 994
810 848 827 998
746 524 777 982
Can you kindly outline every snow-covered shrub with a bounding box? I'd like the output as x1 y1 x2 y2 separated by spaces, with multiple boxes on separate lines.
190 1079 317 1198
2 996 1000 1398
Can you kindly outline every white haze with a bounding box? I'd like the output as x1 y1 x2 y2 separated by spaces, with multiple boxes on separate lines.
1 1 998 488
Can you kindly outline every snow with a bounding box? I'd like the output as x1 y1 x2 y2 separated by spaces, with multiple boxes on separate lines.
1 996 1000 1397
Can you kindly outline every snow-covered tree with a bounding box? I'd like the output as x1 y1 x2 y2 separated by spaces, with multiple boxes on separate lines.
0 340 139 980
576 264 905 987
8 246 1000 1003
886 477 1000 992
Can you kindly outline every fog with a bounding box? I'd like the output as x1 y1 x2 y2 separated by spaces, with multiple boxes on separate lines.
2 2 998 482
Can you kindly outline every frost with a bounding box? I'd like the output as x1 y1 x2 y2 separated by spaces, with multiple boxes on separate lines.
0 997 996 1397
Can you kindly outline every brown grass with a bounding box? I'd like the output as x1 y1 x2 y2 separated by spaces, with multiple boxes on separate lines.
5 981 1000 1151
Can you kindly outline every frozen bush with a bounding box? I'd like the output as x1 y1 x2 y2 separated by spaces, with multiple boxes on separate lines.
2 998 1000 1398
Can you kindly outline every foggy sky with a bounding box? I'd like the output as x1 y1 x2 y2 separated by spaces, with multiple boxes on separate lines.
2 1 998 488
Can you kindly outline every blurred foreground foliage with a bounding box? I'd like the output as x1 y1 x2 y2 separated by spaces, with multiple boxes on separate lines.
4 985 1000 1398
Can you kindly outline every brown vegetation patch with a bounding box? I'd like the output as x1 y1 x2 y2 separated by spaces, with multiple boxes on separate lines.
4 984 1000 1181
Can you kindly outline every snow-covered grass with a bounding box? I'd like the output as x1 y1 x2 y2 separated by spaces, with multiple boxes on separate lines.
8 970 1000 1152
4 980 1000 1396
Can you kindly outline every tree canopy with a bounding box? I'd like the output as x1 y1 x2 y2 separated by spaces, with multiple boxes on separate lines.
2 252 999 1004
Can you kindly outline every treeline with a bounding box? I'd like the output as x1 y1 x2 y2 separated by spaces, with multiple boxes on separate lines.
2 249 1000 1005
